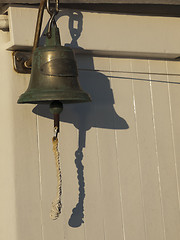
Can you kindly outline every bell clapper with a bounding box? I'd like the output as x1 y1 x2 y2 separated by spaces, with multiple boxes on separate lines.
50 100 63 135
50 101 63 220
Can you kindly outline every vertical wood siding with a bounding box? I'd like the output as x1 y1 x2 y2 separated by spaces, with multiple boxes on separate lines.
3 50 180 240
39 56 180 240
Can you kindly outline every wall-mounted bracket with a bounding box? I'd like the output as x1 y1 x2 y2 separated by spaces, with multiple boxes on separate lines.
13 49 180 75
9 5 180 68
13 51 31 74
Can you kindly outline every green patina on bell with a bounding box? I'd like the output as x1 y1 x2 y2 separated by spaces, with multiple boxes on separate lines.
18 23 91 104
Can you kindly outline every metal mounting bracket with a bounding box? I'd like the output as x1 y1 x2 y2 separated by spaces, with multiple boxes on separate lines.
13 51 31 74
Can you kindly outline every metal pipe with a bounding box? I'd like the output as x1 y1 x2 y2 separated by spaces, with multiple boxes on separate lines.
25 0 46 67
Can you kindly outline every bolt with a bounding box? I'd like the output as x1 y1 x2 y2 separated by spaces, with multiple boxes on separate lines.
16 55 22 62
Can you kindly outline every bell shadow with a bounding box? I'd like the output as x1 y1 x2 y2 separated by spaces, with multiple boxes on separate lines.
33 10 129 228
39 9 83 49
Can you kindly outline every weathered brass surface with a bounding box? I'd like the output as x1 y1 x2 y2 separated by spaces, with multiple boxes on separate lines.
18 24 91 104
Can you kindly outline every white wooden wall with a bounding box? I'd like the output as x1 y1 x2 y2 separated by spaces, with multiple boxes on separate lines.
1 14 180 240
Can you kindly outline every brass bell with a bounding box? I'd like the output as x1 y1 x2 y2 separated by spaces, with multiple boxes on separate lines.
18 23 91 104
17 0 91 221
17 0 91 135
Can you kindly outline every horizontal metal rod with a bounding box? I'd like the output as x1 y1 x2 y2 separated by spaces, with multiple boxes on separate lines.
78 68 180 77
74 49 180 62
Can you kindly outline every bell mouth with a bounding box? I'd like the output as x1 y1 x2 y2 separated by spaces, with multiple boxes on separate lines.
17 89 91 104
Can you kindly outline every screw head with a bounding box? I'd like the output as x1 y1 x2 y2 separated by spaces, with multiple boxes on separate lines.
16 55 22 62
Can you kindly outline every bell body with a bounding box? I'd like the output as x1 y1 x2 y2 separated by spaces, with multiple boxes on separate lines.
18 44 91 104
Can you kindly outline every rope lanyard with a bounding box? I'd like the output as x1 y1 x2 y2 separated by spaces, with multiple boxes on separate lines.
50 132 62 220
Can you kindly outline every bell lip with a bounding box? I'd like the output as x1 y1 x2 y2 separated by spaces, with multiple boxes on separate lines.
17 90 91 105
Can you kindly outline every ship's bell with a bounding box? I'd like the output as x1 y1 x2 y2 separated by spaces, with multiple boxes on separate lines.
18 23 91 104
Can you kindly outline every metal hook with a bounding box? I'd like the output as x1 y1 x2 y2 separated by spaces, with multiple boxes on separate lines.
54 126 58 138
46 0 59 16
46 0 60 38
47 12 56 38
